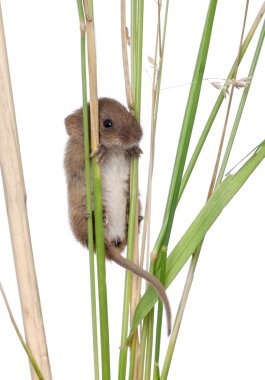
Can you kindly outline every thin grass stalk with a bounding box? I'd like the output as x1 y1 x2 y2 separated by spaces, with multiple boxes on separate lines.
131 215 141 380
161 4 251 375
140 0 170 273
216 19 265 185
83 1 111 378
76 1 100 378
134 0 144 118
139 11 159 273
118 160 139 379
131 208 141 318
0 283 45 380
179 1 265 201
208 0 249 197
121 0 134 111
153 0 170 127
129 334 137 380
137 2 170 373
139 11 161 378
144 312 154 380
131 0 137 94
0 6 52 380
119 0 144 376
118 0 135 376
160 244 201 380
138 319 148 379
129 0 144 377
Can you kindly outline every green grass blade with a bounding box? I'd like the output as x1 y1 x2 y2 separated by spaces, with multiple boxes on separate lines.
152 0 218 370
76 2 100 378
179 2 265 201
153 0 218 258
216 19 265 185
128 140 265 338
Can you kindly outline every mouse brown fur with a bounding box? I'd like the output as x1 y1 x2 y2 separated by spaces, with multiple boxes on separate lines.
64 98 171 334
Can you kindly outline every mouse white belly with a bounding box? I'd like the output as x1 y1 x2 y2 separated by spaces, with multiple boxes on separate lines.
100 150 130 244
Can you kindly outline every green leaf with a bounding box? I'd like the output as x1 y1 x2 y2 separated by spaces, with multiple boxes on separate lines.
128 140 265 339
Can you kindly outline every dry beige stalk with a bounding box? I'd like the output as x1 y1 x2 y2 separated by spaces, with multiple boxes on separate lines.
121 0 134 111
83 1 99 151
0 5 52 380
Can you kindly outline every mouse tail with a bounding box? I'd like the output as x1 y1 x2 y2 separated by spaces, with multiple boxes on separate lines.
110 253 172 335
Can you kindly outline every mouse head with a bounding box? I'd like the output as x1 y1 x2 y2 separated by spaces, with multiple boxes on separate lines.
98 98 142 149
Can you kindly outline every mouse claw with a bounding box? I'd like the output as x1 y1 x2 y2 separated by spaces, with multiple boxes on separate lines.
90 144 107 164
126 146 143 159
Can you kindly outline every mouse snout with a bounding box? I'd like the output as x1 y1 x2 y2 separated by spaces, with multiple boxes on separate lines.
121 123 142 147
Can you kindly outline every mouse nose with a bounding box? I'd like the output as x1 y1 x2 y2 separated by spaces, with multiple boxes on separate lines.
113 237 121 247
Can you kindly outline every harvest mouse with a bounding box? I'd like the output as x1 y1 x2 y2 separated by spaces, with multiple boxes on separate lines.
64 98 171 334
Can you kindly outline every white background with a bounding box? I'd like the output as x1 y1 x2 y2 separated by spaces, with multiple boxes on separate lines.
0 0 265 379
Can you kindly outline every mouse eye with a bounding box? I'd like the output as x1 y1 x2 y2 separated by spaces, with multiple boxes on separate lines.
103 119 113 128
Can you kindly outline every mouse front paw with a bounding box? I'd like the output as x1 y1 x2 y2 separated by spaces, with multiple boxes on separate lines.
90 144 107 164
126 146 143 159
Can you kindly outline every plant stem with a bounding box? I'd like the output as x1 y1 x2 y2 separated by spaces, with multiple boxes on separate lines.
216 19 265 185
0 6 52 379
144 311 154 380
76 1 100 378
0 283 45 380
83 1 111 378
138 320 148 379
208 0 249 197
119 160 139 379
121 0 133 110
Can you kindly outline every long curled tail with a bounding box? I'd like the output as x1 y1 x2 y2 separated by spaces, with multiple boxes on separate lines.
109 252 171 335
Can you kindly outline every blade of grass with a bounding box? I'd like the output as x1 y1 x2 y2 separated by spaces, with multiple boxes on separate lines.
160 2 253 377
0 283 45 380
152 0 218 260
76 1 99 379
152 0 218 372
128 139 265 338
83 1 111 378
216 19 265 185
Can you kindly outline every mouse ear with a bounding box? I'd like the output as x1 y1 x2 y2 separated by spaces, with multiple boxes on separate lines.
65 110 83 136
